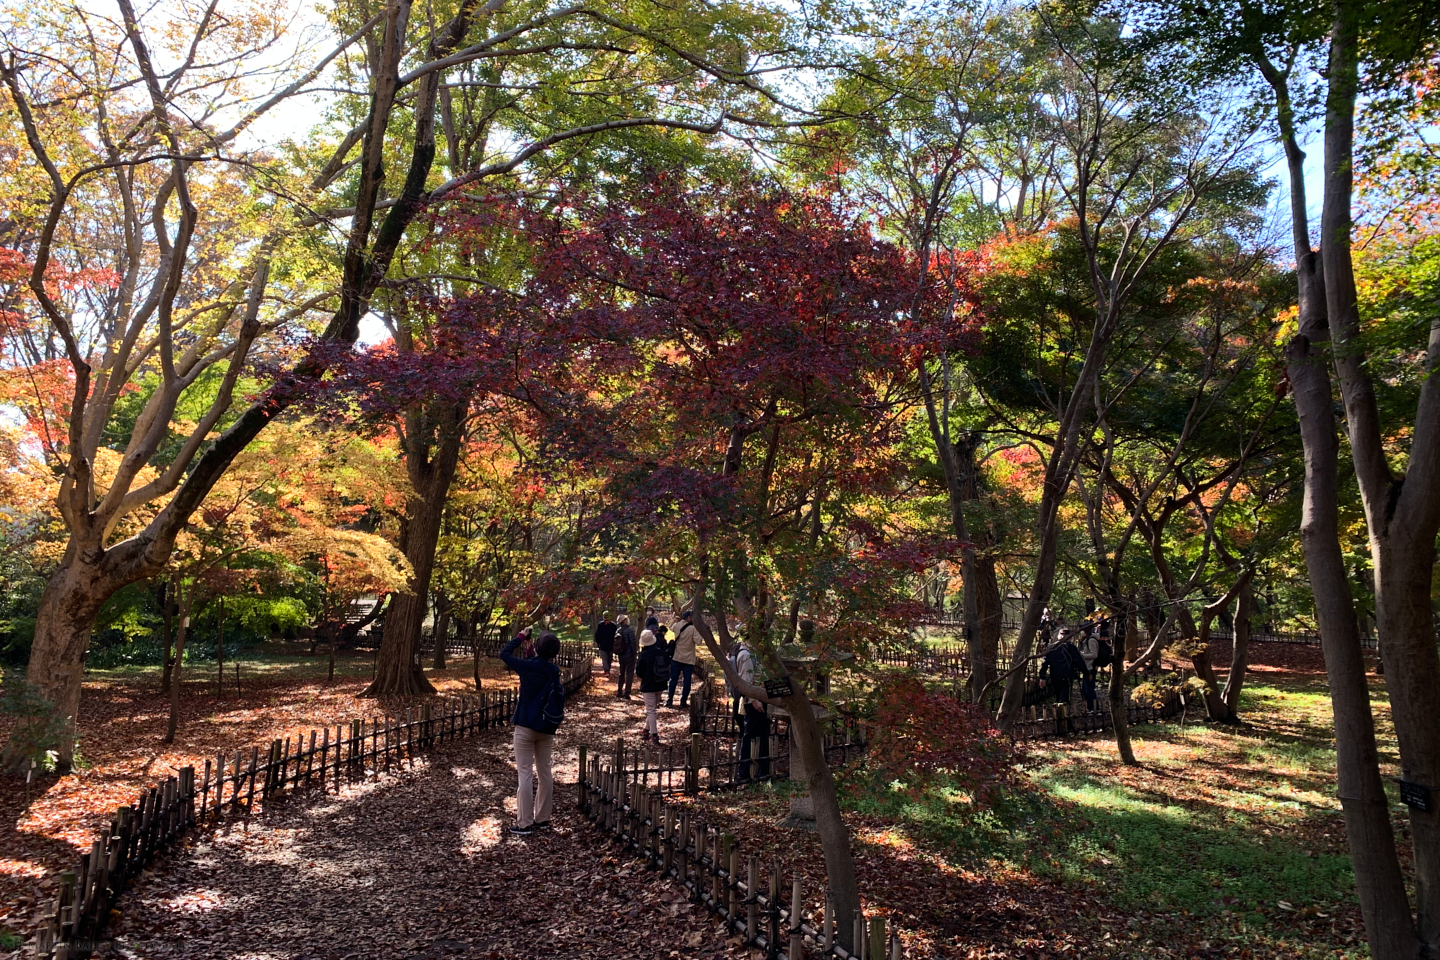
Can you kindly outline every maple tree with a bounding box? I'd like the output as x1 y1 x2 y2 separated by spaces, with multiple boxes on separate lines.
430 171 960 950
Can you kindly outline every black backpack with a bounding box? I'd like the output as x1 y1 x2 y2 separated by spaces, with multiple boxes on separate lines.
539 670 565 734
1094 638 1115 669
648 643 673 686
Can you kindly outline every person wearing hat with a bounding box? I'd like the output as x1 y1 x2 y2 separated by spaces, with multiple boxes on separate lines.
666 609 701 709
637 628 669 742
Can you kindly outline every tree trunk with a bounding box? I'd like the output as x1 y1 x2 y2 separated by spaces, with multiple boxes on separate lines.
783 680 861 953
432 591 451 671
1319 6 1440 949
159 579 174 695
1221 580 1252 714
1109 610 1134 764
1 558 113 772
362 410 464 698
164 591 192 744
1280 137 1419 959
216 598 225 698
973 555 1002 698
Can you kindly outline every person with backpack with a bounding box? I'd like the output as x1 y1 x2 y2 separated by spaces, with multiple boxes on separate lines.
594 612 617 676
612 614 637 698
666 609 701 709
637 628 670 742
500 628 564 836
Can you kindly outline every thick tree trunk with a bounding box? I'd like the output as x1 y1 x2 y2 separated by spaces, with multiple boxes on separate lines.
362 410 464 698
1 557 113 772
1317 8 1440 950
973 555 1002 697
1286 227 1418 958
1221 581 1252 714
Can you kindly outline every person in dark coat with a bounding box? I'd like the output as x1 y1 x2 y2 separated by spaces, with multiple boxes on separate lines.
1039 628 1083 705
637 629 668 742
594 613 617 675
613 615 637 698
500 629 562 835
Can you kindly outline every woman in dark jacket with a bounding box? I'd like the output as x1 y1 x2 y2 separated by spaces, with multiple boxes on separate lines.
614 615 638 699
637 629 668 743
500 629 562 835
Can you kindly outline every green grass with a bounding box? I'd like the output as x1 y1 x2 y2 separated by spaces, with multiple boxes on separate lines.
843 673 1385 956
1031 772 1353 915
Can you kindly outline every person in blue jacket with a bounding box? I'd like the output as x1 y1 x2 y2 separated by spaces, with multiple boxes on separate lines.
500 628 562 835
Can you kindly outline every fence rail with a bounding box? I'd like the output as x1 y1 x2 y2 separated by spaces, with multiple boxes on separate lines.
581 754 900 960
26 657 594 960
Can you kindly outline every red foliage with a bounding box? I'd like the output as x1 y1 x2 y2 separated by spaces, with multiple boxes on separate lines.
868 674 1028 808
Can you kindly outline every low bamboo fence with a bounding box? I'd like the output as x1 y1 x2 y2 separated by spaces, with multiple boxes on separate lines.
581 753 902 960
25 656 594 960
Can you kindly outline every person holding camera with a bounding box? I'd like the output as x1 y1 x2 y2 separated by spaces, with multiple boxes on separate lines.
500 628 564 836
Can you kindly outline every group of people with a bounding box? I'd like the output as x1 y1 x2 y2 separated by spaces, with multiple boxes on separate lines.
592 608 700 743
497 607 775 837
1037 611 1117 710
593 609 771 781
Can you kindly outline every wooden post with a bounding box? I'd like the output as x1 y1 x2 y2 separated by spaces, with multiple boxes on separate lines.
578 744 588 811
890 928 903 960
869 916 885 960
853 916 865 960
710 829 722 909
790 875 804 959
823 890 834 952
180 766 195 826
746 853 759 943
768 859 780 959
688 732 702 794
725 837 738 922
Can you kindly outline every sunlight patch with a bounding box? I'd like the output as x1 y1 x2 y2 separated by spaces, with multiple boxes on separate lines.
461 815 503 855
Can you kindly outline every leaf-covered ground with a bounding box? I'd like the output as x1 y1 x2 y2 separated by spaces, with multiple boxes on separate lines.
106 678 740 959
1 641 1403 959
0 648 518 948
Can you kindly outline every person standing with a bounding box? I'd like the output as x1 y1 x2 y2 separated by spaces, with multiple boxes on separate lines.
637 628 669 743
666 609 700 709
1077 623 1100 711
500 628 564 835
594 612 617 676
732 637 769 781
614 615 637 698
1039 628 1083 706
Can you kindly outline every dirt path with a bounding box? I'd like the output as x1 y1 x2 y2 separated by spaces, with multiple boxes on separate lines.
107 677 743 960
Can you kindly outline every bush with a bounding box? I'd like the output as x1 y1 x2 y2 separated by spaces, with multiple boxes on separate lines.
839 674 1065 861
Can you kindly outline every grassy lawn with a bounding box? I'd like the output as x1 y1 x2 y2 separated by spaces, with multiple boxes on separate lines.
849 669 1399 956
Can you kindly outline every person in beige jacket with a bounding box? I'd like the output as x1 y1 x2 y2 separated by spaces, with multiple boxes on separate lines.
666 609 701 708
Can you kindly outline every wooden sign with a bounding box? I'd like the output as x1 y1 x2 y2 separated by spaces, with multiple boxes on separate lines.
1399 779 1432 812
763 677 794 699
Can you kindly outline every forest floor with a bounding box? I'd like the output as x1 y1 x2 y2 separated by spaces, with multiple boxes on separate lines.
0 640 1403 958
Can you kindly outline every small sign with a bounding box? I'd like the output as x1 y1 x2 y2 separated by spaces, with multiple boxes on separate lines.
763 677 794 699
1399 779 1432 812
